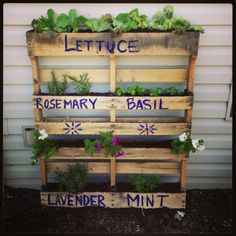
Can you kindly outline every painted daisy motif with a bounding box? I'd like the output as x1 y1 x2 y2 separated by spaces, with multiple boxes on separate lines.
137 123 157 135
63 122 82 135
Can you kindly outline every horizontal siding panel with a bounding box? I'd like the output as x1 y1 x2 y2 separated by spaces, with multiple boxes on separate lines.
194 84 230 102
4 179 41 189
4 4 232 26
3 135 28 150
4 46 232 66
3 118 34 135
187 163 232 177
191 134 232 149
4 25 232 47
4 66 232 85
186 177 232 189
4 150 33 165
192 118 232 134
193 102 227 118
3 102 34 118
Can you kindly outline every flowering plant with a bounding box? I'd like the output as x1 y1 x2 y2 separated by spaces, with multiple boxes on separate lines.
84 131 125 158
171 132 205 154
31 129 57 165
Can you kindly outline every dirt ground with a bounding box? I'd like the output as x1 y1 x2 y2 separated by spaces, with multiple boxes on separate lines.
3 186 232 233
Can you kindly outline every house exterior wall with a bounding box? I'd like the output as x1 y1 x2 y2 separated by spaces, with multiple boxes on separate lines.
3 3 232 189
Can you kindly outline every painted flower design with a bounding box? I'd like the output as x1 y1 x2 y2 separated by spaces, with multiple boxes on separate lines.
38 129 48 140
63 122 82 135
137 123 157 135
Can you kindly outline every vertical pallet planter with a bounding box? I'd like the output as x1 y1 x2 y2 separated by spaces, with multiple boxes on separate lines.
26 31 199 209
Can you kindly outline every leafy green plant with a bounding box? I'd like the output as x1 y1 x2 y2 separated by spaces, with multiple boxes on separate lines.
188 25 205 33
149 87 163 96
115 87 126 96
84 14 113 32
55 163 88 193
171 132 205 154
127 83 147 96
66 73 91 95
48 71 68 95
31 130 57 165
128 174 160 192
164 87 184 96
112 8 148 34
84 131 124 157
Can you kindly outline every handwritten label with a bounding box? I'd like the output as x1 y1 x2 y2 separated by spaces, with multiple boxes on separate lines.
35 97 97 110
126 98 168 110
64 34 139 54
45 192 170 208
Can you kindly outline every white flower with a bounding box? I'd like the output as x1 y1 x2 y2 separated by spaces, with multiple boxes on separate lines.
179 133 188 142
38 129 48 140
197 144 205 151
192 139 199 149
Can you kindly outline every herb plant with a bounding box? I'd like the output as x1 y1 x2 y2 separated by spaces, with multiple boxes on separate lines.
84 131 124 158
55 163 88 193
85 14 113 32
31 130 57 165
127 83 147 96
164 87 184 96
129 174 160 192
66 73 91 95
149 87 163 96
115 87 126 96
48 71 68 95
171 132 205 154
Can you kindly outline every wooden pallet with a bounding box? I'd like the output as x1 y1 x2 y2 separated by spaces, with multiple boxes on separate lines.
26 31 199 209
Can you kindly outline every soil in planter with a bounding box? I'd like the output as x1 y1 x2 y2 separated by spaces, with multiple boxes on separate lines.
42 182 181 193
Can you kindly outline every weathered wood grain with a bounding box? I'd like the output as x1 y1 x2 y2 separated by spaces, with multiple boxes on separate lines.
40 191 186 209
26 31 200 56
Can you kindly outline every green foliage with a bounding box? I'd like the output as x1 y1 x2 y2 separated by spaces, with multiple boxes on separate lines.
127 83 147 96
67 73 91 95
84 139 98 156
171 133 205 154
188 25 205 33
55 164 88 193
164 87 184 96
47 71 68 95
31 6 204 34
112 8 148 34
31 130 57 165
149 87 163 96
31 9 87 33
115 87 126 96
84 14 113 32
128 174 160 192
84 131 123 157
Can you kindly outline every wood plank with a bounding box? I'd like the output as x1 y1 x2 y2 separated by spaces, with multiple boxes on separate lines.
41 191 186 209
46 162 180 175
110 159 116 187
39 155 47 186
180 160 187 191
50 147 188 161
35 121 191 136
110 109 116 122
40 68 188 84
32 95 193 110
26 31 199 56
110 55 116 92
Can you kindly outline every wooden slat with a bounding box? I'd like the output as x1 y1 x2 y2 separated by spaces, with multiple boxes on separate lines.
26 31 199 56
51 147 188 161
46 162 180 175
180 160 187 191
41 191 186 209
39 154 47 186
110 159 116 187
110 109 116 122
40 68 188 84
110 55 116 92
32 95 193 110
35 121 190 136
